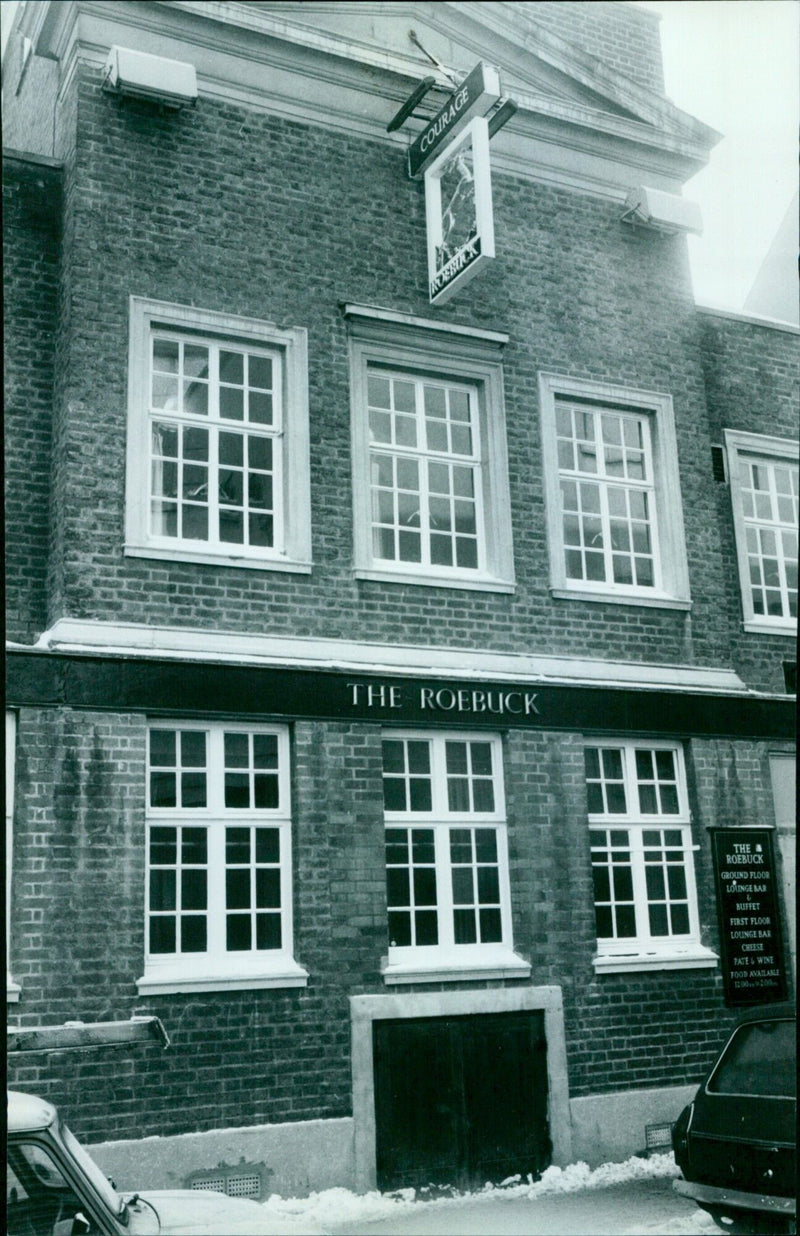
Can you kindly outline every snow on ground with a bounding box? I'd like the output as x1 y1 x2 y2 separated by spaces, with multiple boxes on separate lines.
258 1152 684 1231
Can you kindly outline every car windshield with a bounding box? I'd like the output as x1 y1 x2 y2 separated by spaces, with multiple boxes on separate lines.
707 1018 797 1098
59 1119 126 1217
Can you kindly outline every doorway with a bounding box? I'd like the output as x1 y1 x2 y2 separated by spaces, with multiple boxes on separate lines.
373 1011 551 1191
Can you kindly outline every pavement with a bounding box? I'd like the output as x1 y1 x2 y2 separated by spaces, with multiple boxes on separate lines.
325 1175 720 1235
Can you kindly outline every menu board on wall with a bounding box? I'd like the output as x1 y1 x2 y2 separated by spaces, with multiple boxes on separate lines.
710 827 788 1006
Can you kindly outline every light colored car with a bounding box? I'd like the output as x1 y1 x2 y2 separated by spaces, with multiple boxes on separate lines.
7 1090 321 1236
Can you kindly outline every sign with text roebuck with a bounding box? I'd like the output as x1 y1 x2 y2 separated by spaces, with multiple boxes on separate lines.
710 827 788 1006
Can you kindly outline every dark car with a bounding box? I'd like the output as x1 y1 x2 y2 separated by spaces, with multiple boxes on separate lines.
672 1004 796 1235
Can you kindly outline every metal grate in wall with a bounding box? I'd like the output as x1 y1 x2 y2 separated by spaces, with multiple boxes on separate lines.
189 1171 262 1199
711 445 727 482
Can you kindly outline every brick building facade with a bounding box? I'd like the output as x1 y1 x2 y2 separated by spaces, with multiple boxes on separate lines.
4 0 797 1198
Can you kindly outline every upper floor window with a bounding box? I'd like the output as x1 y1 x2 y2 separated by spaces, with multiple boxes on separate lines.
6 712 20 1003
126 298 310 574
138 721 307 994
584 741 715 973
345 305 515 593
380 731 529 984
724 430 798 634
539 374 691 610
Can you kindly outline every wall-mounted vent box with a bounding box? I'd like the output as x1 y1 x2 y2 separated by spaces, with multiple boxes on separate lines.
623 187 702 235
103 46 198 108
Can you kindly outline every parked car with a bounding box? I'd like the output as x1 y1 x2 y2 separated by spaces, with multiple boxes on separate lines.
7 1090 320 1236
672 1004 796 1235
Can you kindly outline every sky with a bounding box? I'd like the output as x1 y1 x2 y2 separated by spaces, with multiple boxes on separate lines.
1 0 797 315
640 0 798 314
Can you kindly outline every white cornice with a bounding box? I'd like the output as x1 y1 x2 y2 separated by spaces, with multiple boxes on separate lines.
29 0 713 196
697 305 800 336
19 618 756 698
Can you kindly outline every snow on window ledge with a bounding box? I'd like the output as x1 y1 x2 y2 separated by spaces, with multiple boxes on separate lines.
381 948 531 986
593 945 718 975
136 959 309 995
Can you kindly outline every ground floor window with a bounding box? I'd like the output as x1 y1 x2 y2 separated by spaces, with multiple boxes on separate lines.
585 741 714 973
139 721 307 993
381 732 528 983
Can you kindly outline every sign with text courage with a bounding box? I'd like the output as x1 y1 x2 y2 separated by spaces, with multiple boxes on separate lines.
710 827 788 1007
408 61 501 179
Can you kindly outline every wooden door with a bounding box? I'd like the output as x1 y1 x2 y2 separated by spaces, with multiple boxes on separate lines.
373 1011 551 1191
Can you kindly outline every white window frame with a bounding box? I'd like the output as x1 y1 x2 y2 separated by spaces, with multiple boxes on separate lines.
724 430 798 634
125 297 311 573
539 373 691 609
345 305 515 593
585 739 716 974
381 730 529 984
6 712 20 1003
137 720 307 994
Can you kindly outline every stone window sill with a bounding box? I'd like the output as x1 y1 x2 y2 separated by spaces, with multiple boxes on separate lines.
550 587 691 612
593 946 718 975
136 960 309 995
381 949 531 986
125 544 312 574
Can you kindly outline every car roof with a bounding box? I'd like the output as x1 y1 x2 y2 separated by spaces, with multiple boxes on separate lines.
8 1091 59 1135
733 1002 795 1025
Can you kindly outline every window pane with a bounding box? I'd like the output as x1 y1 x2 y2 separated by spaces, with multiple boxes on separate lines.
225 773 250 808
453 909 477 943
475 830 497 862
150 771 176 808
226 869 251 910
256 914 281 949
407 742 431 773
382 740 405 773
225 732 249 767
409 778 432 811
150 870 175 911
182 828 207 864
150 826 176 865
415 910 438 945
383 778 407 812
182 869 207 910
387 867 410 907
254 774 279 808
226 828 250 864
254 734 278 768
255 869 281 909
479 908 502 942
452 868 474 904
226 915 251 951
448 778 470 812
255 829 280 864
150 917 176 954
181 772 207 808
472 780 494 812
411 830 435 863
413 867 437 906
388 910 411 947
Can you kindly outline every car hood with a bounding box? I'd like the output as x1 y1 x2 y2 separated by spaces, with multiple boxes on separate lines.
126 1190 323 1235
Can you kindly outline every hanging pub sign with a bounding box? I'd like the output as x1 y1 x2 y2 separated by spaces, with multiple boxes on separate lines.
407 61 501 179
710 827 788 1007
425 116 494 304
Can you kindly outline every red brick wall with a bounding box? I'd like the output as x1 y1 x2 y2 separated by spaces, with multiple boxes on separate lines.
42 71 744 680
520 1 665 93
12 713 781 1137
699 312 799 694
3 156 60 644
